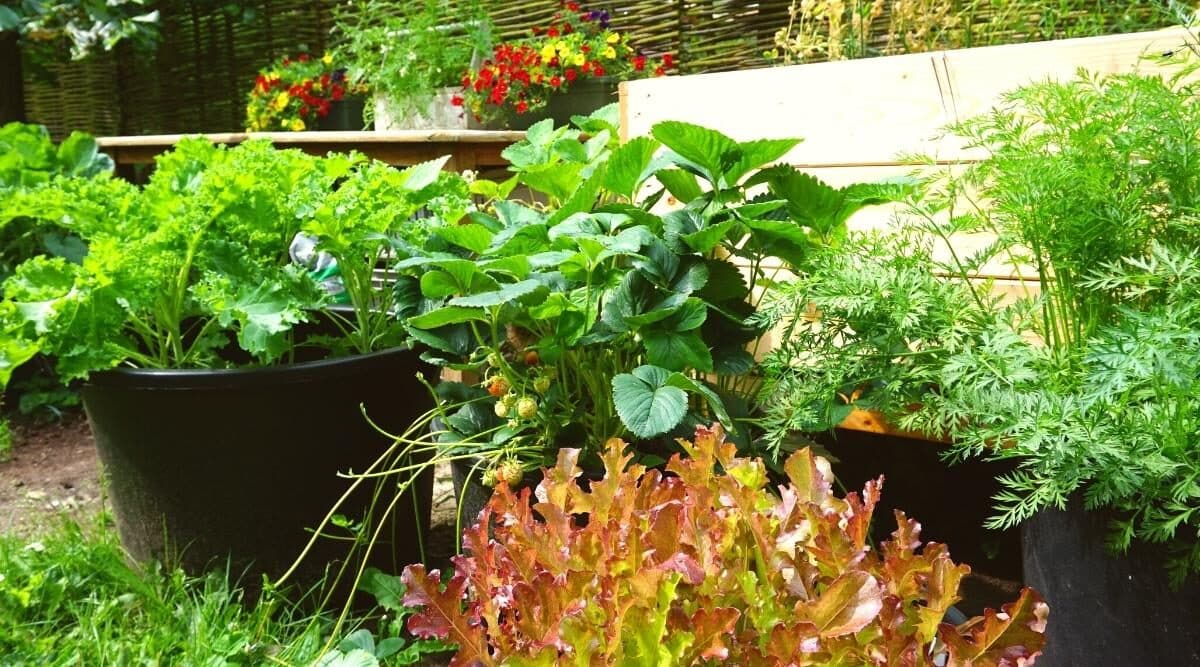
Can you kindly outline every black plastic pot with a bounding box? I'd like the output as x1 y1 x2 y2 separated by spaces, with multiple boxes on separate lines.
499 77 618 130
81 347 435 588
317 97 370 131
1022 498 1200 666
818 427 1024 617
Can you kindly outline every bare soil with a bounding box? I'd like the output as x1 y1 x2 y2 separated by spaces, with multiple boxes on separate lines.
0 411 103 537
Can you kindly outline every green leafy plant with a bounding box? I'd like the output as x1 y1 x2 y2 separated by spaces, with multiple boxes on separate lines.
332 0 492 123
0 122 112 286
0 0 160 60
315 567 451 666
755 230 988 443
0 138 471 393
758 65 1200 583
0 122 114 430
398 106 907 484
400 424 1048 665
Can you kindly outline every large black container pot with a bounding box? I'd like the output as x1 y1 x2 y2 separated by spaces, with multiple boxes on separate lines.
81 347 435 587
818 427 1024 617
1023 498 1200 666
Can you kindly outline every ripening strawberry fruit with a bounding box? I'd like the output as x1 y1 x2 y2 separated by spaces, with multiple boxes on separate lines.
516 397 538 419
494 400 510 418
524 350 540 366
486 377 510 397
494 459 524 486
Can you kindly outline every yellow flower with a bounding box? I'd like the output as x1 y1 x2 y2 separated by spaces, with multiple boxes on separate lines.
555 40 567 52
540 44 556 61
272 91 290 111
321 52 333 65
603 46 617 59
288 118 306 132
606 32 620 44
572 53 585 66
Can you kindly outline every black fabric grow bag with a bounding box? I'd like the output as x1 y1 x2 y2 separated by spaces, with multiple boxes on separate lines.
1023 497 1200 666
81 346 435 587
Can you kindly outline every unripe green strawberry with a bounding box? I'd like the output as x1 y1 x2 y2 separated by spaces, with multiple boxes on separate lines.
481 468 497 488
516 397 538 419
494 400 509 418
486 352 502 368
495 459 524 486
533 376 551 394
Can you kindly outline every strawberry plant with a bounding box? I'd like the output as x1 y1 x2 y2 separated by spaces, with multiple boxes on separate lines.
401 106 909 484
401 425 1048 665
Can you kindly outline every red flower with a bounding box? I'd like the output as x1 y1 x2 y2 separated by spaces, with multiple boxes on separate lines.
299 104 310 117
516 100 529 114
289 84 303 96
565 68 578 82
451 94 464 107
654 66 665 76
547 27 559 38
318 100 331 116
331 84 345 101
565 1 580 10
298 53 310 63
633 55 646 71
663 53 676 69
282 56 291 65
549 75 562 88
592 64 606 77
580 45 591 53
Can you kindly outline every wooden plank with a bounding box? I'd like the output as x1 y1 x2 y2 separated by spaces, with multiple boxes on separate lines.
622 27 1193 166
837 408 949 443
97 130 526 147
96 130 524 168
624 49 955 165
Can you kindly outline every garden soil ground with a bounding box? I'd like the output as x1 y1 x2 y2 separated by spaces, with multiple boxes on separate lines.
0 410 462 569
1 413 102 537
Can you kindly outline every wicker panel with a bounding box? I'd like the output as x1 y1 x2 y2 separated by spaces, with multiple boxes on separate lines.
118 0 338 135
19 0 1179 137
21 48 121 139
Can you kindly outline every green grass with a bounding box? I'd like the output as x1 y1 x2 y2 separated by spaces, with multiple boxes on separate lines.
0 515 335 666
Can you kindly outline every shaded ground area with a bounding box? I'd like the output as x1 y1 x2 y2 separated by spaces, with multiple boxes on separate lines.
0 413 103 537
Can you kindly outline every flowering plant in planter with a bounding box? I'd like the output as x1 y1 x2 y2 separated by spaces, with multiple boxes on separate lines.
244 52 366 132
401 425 1049 665
454 1 674 121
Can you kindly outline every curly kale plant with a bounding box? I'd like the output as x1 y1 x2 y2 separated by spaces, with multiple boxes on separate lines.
401 425 1048 665
0 138 469 391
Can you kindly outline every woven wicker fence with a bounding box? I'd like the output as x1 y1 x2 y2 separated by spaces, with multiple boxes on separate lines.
20 0 1179 138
